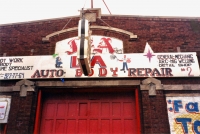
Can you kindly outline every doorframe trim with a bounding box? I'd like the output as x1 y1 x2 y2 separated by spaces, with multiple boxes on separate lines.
33 90 42 134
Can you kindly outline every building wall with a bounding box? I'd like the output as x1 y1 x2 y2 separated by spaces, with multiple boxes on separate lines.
1 15 200 134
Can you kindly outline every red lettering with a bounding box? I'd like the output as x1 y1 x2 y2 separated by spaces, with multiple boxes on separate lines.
75 69 82 77
91 56 106 68
110 67 118 77
88 68 94 76
99 68 107 77
70 56 79 68
65 39 77 55
99 38 114 53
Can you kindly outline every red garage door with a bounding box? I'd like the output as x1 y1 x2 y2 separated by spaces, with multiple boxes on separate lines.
39 90 137 134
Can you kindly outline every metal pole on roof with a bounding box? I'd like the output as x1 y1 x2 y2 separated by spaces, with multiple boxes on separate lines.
91 0 93 8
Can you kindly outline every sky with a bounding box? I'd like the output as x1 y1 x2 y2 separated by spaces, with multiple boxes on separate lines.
0 0 200 25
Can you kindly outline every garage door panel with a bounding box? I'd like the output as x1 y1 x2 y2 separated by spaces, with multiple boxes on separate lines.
40 91 137 134
67 102 77 116
112 102 121 116
41 119 54 134
56 103 66 117
123 102 134 117
112 119 122 134
101 102 110 116
89 119 98 133
66 119 76 134
90 102 99 116
45 103 56 117
79 103 88 116
101 119 110 134
124 119 136 134
55 119 65 134
78 119 87 134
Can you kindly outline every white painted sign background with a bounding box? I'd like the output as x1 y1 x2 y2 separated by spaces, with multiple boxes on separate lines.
0 52 199 80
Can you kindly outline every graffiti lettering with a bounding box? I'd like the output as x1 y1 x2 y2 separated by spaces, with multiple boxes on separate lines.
167 98 200 134
168 100 199 113
176 118 200 134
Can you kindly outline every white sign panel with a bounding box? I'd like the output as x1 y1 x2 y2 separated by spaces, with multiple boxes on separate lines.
0 52 199 80
0 96 11 123
166 97 200 134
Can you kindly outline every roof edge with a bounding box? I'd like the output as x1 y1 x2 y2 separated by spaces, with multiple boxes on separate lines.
1 14 200 26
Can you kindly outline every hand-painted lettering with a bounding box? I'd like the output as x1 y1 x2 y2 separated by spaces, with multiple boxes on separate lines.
90 56 106 68
110 68 118 77
70 56 79 68
99 68 107 77
128 68 173 77
175 118 191 134
31 69 65 78
4 73 24 79
185 102 199 113
9 58 23 63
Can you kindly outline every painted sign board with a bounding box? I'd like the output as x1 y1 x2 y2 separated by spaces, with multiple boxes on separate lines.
166 97 200 134
0 36 199 80
0 52 199 80
0 96 11 123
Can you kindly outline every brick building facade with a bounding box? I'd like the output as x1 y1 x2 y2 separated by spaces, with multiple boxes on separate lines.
1 10 200 134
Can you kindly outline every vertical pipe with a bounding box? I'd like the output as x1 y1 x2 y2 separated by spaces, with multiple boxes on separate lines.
135 88 141 134
33 90 42 134
3 124 7 134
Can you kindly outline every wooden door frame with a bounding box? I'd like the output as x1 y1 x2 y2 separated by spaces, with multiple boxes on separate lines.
33 80 141 134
